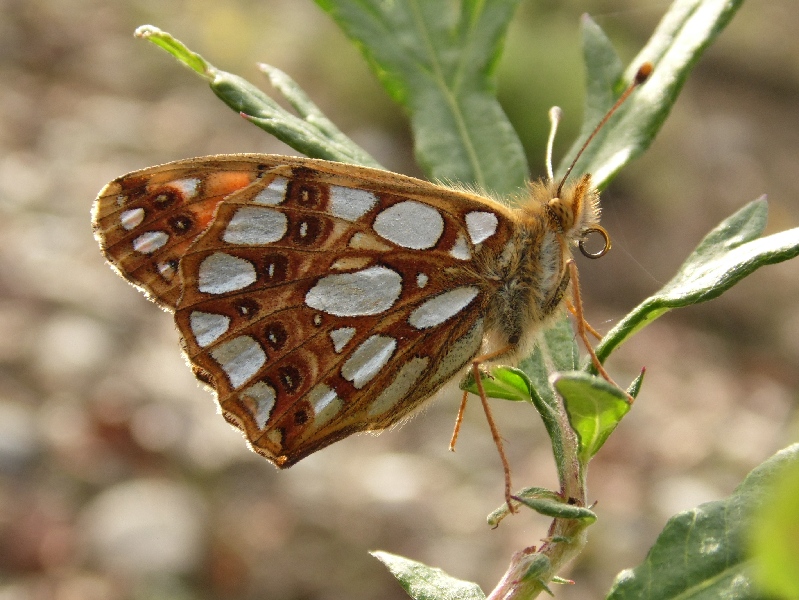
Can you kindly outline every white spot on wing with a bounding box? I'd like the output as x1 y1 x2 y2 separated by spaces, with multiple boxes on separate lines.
190 311 231 347
409 286 479 329
266 429 283 447
465 211 498 244
305 266 402 316
308 384 343 426
133 231 168 254
330 186 378 221
210 335 266 389
254 176 288 205
198 252 257 294
373 201 444 249
223 206 288 245
416 273 428 288
368 357 429 417
341 334 397 389
241 381 276 429
330 327 356 353
169 178 201 198
157 261 176 280
120 208 145 230
449 233 471 260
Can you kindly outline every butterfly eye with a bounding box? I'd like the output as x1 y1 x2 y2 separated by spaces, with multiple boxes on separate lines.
578 225 611 259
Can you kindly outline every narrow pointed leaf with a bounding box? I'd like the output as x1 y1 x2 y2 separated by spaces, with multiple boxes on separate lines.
596 199 799 363
487 486 558 527
606 444 799 600
372 551 486 600
570 15 625 160
626 369 646 398
134 25 211 76
314 0 527 195
488 486 596 525
558 0 744 189
134 25 380 167
514 495 598 522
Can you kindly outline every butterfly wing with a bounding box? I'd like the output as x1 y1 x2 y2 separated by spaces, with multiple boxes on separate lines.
93 154 516 467
93 157 268 309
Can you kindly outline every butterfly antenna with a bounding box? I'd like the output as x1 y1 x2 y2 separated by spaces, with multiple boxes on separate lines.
545 106 563 182
556 62 653 198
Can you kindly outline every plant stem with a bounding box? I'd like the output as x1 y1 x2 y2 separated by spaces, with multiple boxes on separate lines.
488 385 591 599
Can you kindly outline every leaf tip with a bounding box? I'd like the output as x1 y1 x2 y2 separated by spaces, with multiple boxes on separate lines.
133 24 160 39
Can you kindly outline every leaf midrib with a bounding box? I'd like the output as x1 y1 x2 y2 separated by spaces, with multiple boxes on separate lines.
408 0 487 189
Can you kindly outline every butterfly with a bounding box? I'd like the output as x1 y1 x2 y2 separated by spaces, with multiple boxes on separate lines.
92 63 650 505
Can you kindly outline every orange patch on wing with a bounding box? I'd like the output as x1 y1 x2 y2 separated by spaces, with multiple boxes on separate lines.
205 171 257 197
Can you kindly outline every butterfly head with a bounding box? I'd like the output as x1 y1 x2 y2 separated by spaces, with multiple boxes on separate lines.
543 174 609 259
538 63 653 259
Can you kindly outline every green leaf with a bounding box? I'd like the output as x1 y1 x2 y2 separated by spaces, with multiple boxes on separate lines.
134 25 381 168
487 487 597 526
314 0 528 196
606 444 799 600
520 554 554 591
517 316 580 484
596 199 799 364
554 372 631 464
579 15 624 129
460 366 532 402
514 495 598 523
626 369 646 399
487 486 556 527
134 24 211 76
558 0 744 189
748 453 799 599
520 316 580 405
371 551 485 600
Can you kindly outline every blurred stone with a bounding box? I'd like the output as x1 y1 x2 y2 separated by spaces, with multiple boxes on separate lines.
130 402 184 454
80 479 207 575
355 453 427 503
0 400 39 473
34 312 112 380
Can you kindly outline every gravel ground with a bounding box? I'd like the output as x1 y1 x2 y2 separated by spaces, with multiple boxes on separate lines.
1 1 797 599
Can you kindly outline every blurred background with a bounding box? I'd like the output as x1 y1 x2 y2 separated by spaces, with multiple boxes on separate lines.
1 0 797 598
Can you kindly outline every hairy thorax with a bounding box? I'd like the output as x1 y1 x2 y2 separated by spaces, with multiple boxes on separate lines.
480 176 599 361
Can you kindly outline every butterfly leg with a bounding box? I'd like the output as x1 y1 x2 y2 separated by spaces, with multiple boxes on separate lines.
567 260 633 401
566 300 602 340
448 391 469 452
467 346 517 513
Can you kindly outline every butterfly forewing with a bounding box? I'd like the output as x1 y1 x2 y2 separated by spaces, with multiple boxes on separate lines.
93 159 267 309
93 154 515 467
